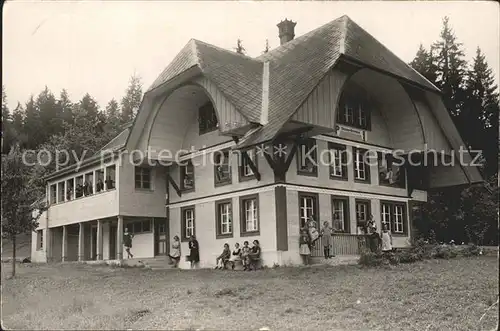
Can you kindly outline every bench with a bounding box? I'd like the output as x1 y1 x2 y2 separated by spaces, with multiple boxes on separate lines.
246 255 261 271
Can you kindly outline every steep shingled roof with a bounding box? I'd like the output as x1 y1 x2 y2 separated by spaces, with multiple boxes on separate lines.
148 39 263 123
235 15 440 148
146 15 440 149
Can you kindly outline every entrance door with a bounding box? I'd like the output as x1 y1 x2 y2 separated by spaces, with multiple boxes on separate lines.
154 218 168 256
109 225 117 260
91 227 97 260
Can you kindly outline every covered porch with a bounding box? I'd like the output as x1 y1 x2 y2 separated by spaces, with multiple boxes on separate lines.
48 217 168 262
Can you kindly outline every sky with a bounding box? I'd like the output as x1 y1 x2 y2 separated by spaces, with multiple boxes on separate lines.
3 1 499 110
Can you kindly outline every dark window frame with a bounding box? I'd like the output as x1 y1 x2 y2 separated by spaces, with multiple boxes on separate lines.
37 230 43 250
331 195 350 233
238 149 258 182
128 219 153 235
380 200 408 236
355 199 371 229
337 92 372 131
135 166 152 190
50 184 57 204
198 102 218 135
377 152 406 189
297 139 318 177
298 192 319 228
352 147 371 184
214 150 232 187
328 142 348 181
181 206 196 242
180 160 195 192
215 199 233 239
239 194 260 236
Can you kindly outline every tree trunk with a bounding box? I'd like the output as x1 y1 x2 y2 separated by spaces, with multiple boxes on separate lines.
11 234 16 277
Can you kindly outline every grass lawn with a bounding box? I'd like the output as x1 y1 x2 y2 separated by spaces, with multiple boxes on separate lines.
1 256 498 331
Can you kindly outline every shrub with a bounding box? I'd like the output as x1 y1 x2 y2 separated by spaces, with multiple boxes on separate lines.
431 245 458 259
358 251 384 267
461 244 482 257
387 252 400 265
398 250 423 264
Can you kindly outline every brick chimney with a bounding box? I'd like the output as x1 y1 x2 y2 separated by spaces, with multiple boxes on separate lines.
277 18 296 45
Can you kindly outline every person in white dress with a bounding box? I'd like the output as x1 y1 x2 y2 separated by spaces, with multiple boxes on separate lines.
381 223 393 254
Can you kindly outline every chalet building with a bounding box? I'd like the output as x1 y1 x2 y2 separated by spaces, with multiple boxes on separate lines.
32 16 482 267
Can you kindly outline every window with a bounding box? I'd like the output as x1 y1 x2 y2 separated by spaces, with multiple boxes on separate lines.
181 207 195 241
337 93 371 130
299 193 318 228
75 176 84 198
180 161 195 191
57 182 65 203
297 139 317 175
50 184 57 204
84 172 94 196
239 149 258 180
381 201 407 234
240 195 259 235
332 197 349 233
36 230 43 250
135 167 152 190
377 152 406 188
214 150 232 185
128 219 152 234
96 170 104 193
66 179 74 201
353 147 371 183
105 165 116 190
216 200 233 238
355 199 371 228
198 102 218 135
328 143 348 180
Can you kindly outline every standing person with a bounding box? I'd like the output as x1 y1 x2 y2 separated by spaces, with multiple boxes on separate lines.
168 235 181 268
321 221 334 259
123 227 134 259
381 223 393 255
188 235 200 269
306 215 320 245
299 228 311 265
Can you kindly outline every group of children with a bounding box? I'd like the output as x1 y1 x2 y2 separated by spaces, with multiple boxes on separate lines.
215 240 261 271
299 215 394 264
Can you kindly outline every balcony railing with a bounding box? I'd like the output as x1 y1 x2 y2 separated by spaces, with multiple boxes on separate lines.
310 233 368 257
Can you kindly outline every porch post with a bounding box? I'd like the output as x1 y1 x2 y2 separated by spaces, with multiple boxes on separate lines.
78 222 85 261
117 216 124 260
93 171 97 195
104 167 108 190
62 225 68 262
96 219 103 260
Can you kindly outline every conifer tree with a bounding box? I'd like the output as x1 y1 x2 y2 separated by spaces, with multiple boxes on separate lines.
432 17 468 117
463 47 500 176
235 39 246 55
120 74 142 124
409 44 438 84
